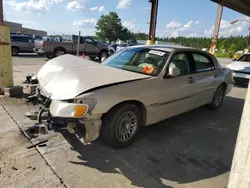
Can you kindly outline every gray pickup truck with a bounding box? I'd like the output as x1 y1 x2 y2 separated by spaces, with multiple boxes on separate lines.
35 35 109 60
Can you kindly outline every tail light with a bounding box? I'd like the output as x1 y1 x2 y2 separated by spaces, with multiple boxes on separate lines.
42 41 45 49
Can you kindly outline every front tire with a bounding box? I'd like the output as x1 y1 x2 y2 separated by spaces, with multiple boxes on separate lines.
101 104 142 149
98 50 108 61
208 84 226 109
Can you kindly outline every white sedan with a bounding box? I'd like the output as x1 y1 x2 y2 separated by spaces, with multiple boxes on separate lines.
36 45 233 148
227 53 250 85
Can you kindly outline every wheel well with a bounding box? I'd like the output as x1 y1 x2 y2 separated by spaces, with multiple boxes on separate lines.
54 47 66 53
220 82 227 91
104 100 147 126
100 49 108 54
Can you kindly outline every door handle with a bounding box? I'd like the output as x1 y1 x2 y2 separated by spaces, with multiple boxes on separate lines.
188 77 196 84
214 74 218 78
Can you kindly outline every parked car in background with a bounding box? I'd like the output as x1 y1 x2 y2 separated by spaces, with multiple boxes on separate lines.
110 44 118 51
227 53 250 85
10 35 35 56
116 43 139 52
36 45 233 148
34 37 57 56
39 35 109 60
94 40 116 56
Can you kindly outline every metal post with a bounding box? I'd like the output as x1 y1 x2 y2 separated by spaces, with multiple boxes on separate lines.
227 86 250 188
147 0 159 45
76 31 80 56
248 27 250 50
0 0 3 25
209 3 223 55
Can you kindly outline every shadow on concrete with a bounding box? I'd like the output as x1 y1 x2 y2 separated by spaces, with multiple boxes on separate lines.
58 96 244 187
14 53 45 59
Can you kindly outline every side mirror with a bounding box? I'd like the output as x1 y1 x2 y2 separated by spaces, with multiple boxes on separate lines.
168 67 180 77
28 40 33 43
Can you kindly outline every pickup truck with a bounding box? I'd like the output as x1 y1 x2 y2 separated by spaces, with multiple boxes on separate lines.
34 35 109 60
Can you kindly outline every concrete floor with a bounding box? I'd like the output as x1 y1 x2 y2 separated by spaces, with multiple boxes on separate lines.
1 54 248 188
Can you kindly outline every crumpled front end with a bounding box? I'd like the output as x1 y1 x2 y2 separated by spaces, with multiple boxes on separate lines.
49 99 102 143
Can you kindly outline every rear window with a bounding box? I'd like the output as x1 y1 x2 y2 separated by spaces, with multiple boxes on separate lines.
11 36 29 42
192 53 215 72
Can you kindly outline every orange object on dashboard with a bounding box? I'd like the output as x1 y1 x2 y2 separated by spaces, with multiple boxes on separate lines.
143 66 154 74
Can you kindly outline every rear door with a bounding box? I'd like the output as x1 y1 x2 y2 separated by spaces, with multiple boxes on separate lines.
26 37 35 52
189 52 221 107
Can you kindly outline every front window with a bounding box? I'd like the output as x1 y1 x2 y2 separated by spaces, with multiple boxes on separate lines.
238 54 250 62
103 48 169 76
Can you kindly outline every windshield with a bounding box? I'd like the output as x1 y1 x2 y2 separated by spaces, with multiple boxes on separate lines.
103 48 169 76
237 54 250 62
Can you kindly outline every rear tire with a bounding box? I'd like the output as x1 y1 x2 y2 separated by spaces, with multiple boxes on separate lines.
54 48 65 57
11 47 19 56
208 84 226 109
45 54 54 59
101 104 141 149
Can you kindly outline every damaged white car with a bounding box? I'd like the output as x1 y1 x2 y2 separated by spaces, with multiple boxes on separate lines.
34 45 233 148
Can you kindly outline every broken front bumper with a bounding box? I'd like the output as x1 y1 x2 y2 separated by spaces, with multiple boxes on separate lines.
49 100 102 143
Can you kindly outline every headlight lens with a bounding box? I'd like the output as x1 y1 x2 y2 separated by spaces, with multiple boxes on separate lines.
50 100 89 118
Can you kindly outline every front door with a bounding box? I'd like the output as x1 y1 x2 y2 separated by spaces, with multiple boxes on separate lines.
147 52 199 124
84 37 99 55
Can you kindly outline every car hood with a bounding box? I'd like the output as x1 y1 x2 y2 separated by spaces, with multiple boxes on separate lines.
37 54 151 100
227 61 250 72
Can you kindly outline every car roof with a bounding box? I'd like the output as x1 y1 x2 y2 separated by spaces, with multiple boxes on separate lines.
128 44 195 52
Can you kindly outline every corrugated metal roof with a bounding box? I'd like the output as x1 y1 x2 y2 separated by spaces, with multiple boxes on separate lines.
211 0 250 17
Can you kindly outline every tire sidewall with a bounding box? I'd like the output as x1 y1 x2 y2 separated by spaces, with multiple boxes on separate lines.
104 104 142 148
54 50 65 57
210 85 225 109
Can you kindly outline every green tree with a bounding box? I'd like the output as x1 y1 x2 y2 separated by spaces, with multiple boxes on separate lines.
96 12 133 43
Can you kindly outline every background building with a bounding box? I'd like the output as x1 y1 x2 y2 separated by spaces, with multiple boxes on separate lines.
5 21 47 37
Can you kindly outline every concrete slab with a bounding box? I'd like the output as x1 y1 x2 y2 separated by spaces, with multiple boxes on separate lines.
0 103 64 188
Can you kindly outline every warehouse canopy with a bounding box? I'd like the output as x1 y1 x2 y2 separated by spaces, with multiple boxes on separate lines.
211 0 250 17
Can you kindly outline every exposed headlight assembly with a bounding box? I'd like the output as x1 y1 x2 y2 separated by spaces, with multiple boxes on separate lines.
50 100 89 118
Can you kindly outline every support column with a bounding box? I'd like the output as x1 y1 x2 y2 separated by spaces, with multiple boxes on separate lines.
228 85 250 188
147 0 159 45
0 0 14 92
209 3 223 55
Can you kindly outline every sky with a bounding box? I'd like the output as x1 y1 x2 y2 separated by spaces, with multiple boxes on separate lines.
3 0 250 38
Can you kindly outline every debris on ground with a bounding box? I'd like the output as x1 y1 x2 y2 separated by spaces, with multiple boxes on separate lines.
24 123 49 138
4 86 24 98
26 140 48 149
